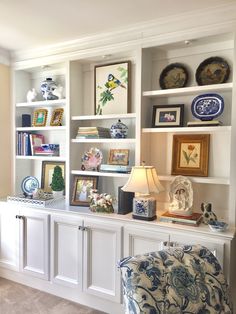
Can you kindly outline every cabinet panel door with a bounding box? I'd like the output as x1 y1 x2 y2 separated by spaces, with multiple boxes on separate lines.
172 233 225 269
51 215 83 288
83 219 122 303
19 209 49 280
124 225 169 256
0 205 19 271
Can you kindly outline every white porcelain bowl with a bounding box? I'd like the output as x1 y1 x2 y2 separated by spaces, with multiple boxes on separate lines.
208 221 228 232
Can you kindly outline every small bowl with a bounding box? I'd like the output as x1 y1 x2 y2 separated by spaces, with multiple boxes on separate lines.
208 221 228 232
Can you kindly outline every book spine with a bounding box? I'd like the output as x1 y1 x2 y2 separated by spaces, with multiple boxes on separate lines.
160 216 199 225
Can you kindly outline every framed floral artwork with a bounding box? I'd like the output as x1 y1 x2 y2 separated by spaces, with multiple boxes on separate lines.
108 149 129 165
171 134 210 176
94 61 131 115
152 104 184 127
71 175 98 206
32 109 48 127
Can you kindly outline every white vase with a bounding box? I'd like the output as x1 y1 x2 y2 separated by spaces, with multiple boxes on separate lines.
52 190 64 198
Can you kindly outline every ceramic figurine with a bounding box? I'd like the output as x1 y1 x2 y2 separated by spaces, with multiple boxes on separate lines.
201 202 217 224
40 77 59 100
52 85 64 99
110 119 128 138
26 88 37 102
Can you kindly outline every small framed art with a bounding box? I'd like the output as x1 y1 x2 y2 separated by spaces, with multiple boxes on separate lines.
71 175 98 206
108 149 129 165
171 134 210 177
152 105 184 127
94 61 131 115
32 109 48 127
50 108 64 126
41 161 65 193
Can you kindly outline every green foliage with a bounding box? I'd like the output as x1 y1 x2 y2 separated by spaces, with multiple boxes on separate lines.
50 166 65 191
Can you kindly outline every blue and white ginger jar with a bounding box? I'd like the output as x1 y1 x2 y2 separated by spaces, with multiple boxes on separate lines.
110 119 128 138
40 77 59 100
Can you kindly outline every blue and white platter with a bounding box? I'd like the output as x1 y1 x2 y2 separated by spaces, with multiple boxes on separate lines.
208 220 228 232
191 93 224 121
21 176 39 196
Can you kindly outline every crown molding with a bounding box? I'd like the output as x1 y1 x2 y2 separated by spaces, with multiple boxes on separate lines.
11 1 236 68
0 47 10 66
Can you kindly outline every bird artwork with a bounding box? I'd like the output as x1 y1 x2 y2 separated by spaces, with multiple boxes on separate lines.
106 74 127 90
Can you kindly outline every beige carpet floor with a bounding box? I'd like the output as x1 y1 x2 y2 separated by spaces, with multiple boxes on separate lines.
0 277 106 314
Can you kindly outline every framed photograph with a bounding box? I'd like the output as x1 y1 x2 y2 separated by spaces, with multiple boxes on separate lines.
152 105 184 128
171 134 210 176
50 108 64 126
108 149 129 165
71 175 98 206
41 161 65 193
94 61 131 115
32 109 48 127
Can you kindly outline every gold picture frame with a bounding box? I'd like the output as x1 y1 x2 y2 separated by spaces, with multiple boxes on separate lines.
171 134 210 177
41 161 65 193
32 109 48 127
108 149 129 165
71 175 98 206
50 108 64 126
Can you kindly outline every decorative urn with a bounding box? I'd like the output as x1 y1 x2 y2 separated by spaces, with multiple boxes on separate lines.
40 77 59 100
110 119 128 138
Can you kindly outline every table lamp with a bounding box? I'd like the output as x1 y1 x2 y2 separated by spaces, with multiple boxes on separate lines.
122 165 164 221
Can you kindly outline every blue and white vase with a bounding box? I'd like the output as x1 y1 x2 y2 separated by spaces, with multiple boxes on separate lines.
110 119 128 138
40 78 59 100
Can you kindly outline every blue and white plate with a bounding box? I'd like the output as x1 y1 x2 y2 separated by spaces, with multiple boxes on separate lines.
208 220 228 232
191 93 224 121
21 176 39 196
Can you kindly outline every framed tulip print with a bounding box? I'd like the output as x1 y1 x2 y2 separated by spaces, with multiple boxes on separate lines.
94 61 131 115
171 134 210 176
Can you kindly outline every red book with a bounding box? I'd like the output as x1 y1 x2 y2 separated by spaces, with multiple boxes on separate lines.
160 211 202 225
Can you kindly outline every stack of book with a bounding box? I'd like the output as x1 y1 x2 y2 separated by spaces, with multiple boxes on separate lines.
76 127 111 139
34 144 60 156
187 120 223 127
160 211 202 226
100 164 132 173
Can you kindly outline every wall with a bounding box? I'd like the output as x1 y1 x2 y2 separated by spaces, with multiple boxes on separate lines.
0 63 11 197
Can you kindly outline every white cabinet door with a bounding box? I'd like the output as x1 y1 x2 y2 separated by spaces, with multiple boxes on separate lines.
0 204 19 271
172 233 225 269
51 214 83 288
19 208 50 280
124 225 169 256
83 219 122 303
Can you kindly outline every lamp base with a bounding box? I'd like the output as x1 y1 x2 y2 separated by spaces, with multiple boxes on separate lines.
132 196 157 221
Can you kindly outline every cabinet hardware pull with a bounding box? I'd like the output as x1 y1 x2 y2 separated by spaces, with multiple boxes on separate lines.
16 215 24 220
78 226 88 231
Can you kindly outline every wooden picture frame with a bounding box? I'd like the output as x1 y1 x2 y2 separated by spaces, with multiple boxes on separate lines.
71 175 98 206
32 109 48 127
41 161 65 193
108 149 129 165
152 104 184 127
94 61 131 115
50 108 64 126
171 134 210 176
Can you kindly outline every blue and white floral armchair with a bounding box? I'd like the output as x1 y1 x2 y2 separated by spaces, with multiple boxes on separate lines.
118 245 232 314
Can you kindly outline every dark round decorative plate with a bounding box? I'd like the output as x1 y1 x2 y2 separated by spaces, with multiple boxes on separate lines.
159 63 188 89
21 176 39 196
191 93 224 121
195 56 230 86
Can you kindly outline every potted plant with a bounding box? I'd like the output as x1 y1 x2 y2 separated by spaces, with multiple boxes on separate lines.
51 166 65 198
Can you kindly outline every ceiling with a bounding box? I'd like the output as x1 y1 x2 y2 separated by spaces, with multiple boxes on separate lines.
0 0 232 53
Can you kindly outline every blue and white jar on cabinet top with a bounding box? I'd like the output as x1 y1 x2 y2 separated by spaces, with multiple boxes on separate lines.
110 119 128 138
40 77 59 100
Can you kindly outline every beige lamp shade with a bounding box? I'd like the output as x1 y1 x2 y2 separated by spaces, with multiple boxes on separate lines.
122 166 164 194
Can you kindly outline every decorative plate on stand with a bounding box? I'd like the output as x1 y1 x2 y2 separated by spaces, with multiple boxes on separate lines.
195 56 230 85
159 63 188 89
81 147 103 171
21 176 39 196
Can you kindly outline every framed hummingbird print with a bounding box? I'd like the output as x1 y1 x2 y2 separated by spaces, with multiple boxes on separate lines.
94 61 131 115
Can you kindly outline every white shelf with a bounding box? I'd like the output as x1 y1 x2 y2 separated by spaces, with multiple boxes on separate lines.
143 83 233 98
16 155 66 161
71 138 136 143
142 126 231 133
159 175 230 185
16 126 66 131
71 170 130 178
16 99 67 107
71 113 136 121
